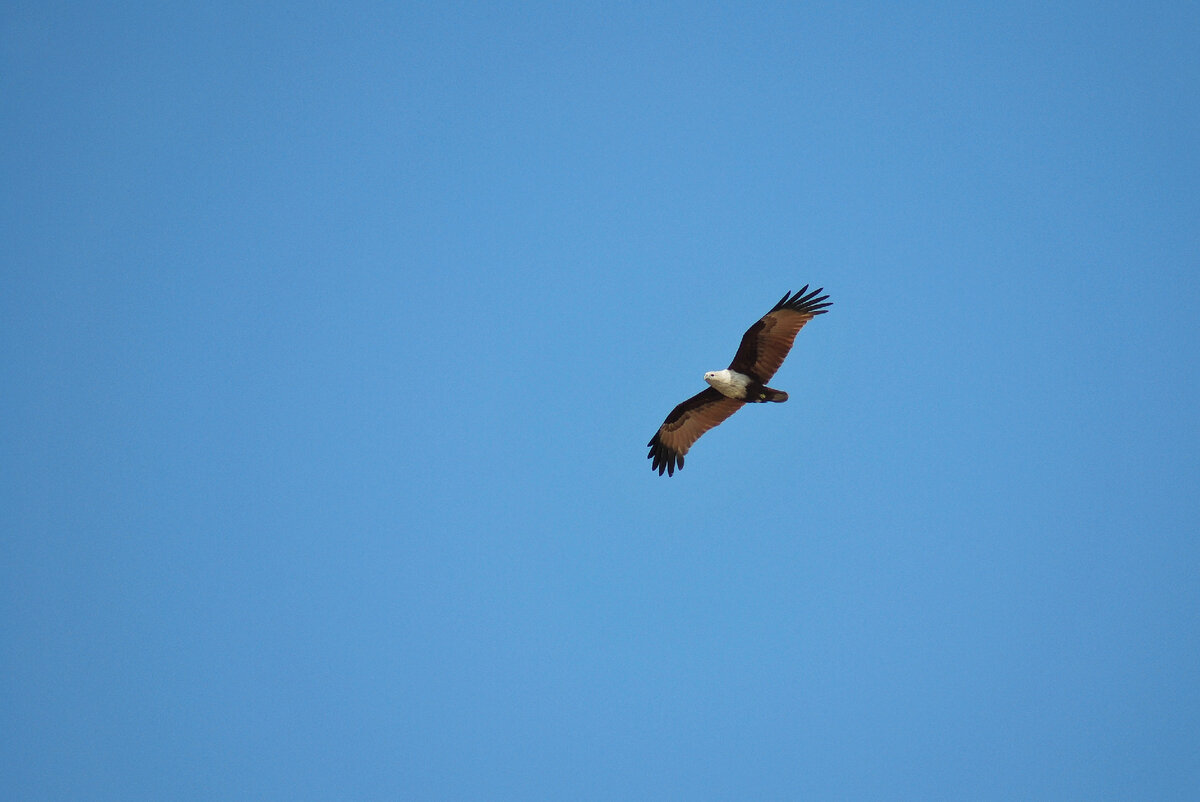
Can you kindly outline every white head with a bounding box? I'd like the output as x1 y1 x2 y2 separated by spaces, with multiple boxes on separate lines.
703 368 750 398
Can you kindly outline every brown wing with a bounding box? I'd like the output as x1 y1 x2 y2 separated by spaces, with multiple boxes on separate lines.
647 388 745 476
728 286 832 382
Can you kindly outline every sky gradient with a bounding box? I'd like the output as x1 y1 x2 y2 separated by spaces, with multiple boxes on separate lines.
4 2 1199 799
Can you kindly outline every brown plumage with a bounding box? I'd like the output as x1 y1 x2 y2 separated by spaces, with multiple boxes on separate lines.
647 287 831 476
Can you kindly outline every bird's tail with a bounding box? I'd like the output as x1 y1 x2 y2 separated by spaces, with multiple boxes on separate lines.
763 387 788 402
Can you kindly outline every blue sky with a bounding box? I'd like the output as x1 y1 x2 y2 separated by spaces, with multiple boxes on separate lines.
3 2 1199 799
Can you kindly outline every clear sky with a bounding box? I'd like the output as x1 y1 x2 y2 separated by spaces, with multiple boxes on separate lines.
3 2 1199 799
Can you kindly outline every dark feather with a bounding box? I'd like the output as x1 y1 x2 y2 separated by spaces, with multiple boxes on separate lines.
728 286 831 382
647 388 745 476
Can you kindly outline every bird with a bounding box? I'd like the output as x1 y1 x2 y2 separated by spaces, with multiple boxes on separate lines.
647 286 831 476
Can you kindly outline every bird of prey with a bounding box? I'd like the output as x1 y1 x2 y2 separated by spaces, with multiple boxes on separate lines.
647 286 831 476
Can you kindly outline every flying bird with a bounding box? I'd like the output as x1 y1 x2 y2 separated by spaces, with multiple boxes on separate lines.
647 286 831 476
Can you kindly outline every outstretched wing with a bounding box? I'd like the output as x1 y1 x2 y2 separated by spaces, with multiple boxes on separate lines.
647 388 745 476
728 286 831 382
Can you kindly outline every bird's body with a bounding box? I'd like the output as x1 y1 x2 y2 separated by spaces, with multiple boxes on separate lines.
647 287 831 476
703 368 788 402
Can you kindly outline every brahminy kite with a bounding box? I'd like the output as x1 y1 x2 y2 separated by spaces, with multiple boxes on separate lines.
647 286 831 476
